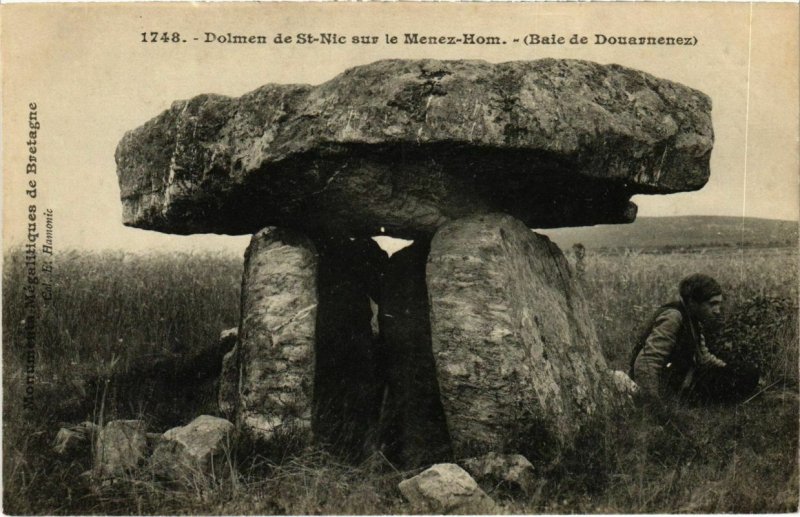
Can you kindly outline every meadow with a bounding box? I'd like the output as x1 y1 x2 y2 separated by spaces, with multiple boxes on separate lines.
2 244 798 514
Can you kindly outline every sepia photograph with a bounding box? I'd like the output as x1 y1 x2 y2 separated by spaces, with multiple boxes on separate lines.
2 2 798 514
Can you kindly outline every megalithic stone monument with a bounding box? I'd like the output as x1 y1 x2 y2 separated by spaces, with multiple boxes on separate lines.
115 59 713 465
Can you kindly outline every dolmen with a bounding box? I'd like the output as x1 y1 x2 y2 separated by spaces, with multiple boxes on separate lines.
115 59 713 466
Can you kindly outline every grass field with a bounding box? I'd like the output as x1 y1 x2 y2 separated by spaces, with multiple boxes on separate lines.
544 216 799 250
2 245 798 514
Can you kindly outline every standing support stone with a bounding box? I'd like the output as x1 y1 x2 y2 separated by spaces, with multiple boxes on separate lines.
379 240 452 467
217 328 239 419
236 228 318 443
428 213 616 462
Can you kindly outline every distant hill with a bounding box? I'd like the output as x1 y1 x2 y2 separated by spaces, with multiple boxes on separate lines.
538 216 798 250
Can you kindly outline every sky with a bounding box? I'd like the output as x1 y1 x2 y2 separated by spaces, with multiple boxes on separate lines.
2 2 798 255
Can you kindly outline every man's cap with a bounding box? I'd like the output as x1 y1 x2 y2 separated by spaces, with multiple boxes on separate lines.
679 274 722 303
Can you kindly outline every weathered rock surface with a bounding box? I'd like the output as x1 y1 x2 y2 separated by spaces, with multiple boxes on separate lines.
398 463 498 514
94 420 148 478
427 213 623 461
152 415 234 481
218 328 239 419
461 452 537 496
219 327 239 347
611 369 640 401
313 236 387 457
236 228 317 443
116 59 712 238
378 240 452 467
53 421 98 456
218 345 239 419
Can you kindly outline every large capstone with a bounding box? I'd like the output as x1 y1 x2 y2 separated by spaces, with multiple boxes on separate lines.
427 213 620 461
236 228 317 443
116 59 712 238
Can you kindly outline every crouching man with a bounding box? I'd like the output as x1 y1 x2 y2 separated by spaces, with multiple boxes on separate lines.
630 274 759 403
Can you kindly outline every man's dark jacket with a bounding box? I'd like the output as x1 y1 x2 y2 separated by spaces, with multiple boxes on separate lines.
630 301 722 397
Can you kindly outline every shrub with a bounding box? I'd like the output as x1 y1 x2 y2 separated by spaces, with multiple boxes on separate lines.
713 295 799 385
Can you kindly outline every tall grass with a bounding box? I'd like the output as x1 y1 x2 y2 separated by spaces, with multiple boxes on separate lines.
3 248 242 514
2 246 797 514
3 249 242 378
580 248 798 372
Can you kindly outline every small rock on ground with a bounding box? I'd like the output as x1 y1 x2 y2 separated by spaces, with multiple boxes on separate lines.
94 420 147 479
53 421 99 456
462 452 537 496
151 415 234 481
398 463 498 514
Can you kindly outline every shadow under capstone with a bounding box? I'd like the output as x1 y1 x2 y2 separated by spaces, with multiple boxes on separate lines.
313 236 387 459
377 239 452 467
312 236 451 466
